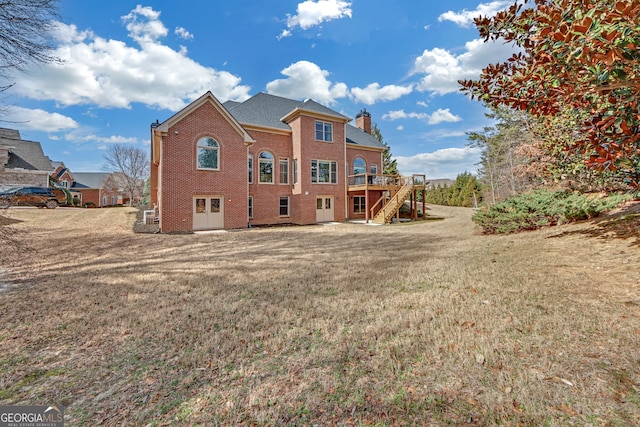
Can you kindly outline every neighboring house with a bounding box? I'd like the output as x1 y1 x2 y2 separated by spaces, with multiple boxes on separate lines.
70 172 130 207
150 91 425 233
426 179 455 189
0 128 54 190
50 161 76 190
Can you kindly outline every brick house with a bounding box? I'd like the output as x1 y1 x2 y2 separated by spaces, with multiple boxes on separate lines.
0 128 53 190
150 91 425 233
69 172 131 207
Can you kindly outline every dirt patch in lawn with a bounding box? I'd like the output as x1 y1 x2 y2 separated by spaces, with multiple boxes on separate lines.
0 205 638 426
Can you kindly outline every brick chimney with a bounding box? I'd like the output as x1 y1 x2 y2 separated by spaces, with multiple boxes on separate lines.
355 109 371 134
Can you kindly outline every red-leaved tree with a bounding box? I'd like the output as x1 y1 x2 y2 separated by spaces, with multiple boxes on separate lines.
460 0 640 190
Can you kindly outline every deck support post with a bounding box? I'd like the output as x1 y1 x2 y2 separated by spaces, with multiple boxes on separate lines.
365 188 370 223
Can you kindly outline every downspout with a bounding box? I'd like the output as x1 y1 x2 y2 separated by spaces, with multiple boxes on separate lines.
246 141 251 228
343 125 348 222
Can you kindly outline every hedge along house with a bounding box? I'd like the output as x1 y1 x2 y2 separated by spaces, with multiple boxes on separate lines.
150 91 425 233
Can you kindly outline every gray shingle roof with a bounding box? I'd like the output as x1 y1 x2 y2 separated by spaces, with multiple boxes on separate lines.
222 93 385 150
345 125 386 149
72 172 112 189
223 92 348 131
0 128 21 140
0 127 54 171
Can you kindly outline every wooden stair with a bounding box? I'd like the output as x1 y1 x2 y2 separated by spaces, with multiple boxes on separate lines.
371 178 415 224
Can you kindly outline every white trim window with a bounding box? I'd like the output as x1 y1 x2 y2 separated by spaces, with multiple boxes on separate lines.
248 196 253 219
248 155 253 184
311 160 337 184
315 121 333 142
279 159 289 184
259 151 274 183
354 196 366 213
197 137 219 170
353 157 366 175
293 159 298 184
279 196 289 217
370 164 378 174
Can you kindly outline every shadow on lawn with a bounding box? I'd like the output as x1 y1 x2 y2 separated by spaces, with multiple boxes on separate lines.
550 201 640 247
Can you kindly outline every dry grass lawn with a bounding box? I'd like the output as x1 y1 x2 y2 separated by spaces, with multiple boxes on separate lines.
0 205 639 426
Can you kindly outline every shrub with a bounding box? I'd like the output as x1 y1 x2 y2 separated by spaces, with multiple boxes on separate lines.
472 189 631 234
83 202 96 208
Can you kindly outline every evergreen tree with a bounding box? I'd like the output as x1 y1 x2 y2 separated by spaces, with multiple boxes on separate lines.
424 173 482 207
371 123 398 175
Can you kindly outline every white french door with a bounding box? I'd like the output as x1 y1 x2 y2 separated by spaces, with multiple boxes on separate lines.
316 196 334 222
193 196 224 230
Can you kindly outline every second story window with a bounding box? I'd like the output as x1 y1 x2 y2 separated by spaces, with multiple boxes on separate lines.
311 160 337 184
279 159 289 184
248 155 253 184
315 121 333 142
197 137 219 170
293 159 298 184
259 151 274 183
353 157 366 175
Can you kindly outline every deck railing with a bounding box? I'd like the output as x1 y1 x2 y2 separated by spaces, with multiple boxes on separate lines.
348 173 403 188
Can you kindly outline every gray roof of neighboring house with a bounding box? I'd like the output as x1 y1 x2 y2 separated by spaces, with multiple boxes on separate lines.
222 93 385 150
0 127 54 171
426 178 455 188
71 172 112 189
0 128 21 140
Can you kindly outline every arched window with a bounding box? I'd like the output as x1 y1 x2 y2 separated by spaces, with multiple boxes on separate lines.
197 137 219 170
353 157 366 175
259 151 274 183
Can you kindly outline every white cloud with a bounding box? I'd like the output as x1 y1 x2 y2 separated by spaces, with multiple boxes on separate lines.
82 134 139 144
350 83 413 105
382 108 461 124
277 29 292 40
282 0 352 35
382 110 428 121
412 38 518 95
396 147 481 179
427 108 462 125
122 5 168 44
13 7 251 111
438 1 513 27
266 60 348 105
3 106 79 132
175 27 193 40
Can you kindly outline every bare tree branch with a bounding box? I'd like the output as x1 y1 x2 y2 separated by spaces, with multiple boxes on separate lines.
103 145 149 206
0 0 60 80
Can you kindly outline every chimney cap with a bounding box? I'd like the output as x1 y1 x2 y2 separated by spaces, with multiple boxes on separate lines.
355 108 370 118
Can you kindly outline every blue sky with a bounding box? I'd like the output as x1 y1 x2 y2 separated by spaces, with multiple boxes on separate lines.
2 0 519 179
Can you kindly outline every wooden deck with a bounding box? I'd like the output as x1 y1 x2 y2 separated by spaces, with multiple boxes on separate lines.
347 173 425 192
347 174 427 224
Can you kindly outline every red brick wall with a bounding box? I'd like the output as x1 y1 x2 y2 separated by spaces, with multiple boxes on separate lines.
78 189 100 207
160 101 248 232
346 147 383 176
150 135 159 207
347 189 385 219
248 129 293 226
291 115 347 224
58 170 73 188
